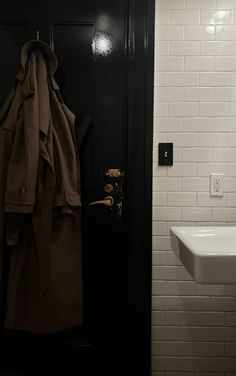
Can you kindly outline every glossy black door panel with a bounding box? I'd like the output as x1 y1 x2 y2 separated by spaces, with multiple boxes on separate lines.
0 0 154 375
0 24 30 101
53 23 94 114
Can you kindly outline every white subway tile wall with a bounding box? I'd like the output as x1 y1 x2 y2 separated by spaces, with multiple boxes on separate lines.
153 0 236 374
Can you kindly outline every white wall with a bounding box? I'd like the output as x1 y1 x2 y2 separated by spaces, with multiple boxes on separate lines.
152 0 236 374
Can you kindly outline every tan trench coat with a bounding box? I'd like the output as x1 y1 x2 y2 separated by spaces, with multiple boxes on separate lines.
0 40 83 333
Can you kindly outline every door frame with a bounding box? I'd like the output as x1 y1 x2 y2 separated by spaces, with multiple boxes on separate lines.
125 0 154 374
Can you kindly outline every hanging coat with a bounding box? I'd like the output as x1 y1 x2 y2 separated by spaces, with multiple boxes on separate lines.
0 40 83 334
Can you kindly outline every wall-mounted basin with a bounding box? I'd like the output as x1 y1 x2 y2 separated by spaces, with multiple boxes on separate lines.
170 226 236 284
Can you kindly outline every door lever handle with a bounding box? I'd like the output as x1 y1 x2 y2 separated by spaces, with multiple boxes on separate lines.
88 196 114 207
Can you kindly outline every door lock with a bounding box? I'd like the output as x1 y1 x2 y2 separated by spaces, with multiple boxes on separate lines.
104 184 113 193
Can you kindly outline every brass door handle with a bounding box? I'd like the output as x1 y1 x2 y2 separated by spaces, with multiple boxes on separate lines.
88 196 114 207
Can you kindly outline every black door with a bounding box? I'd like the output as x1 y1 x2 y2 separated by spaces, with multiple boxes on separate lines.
0 1 154 375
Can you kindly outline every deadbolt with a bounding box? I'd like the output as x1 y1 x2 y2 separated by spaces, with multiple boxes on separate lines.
105 169 124 178
104 184 113 193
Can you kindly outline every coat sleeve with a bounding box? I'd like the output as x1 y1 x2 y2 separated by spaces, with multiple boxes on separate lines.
0 117 15 294
4 56 40 214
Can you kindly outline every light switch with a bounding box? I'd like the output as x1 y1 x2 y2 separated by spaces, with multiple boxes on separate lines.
158 143 173 166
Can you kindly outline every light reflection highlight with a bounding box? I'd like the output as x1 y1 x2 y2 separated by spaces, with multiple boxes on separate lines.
206 25 215 34
207 10 231 34
211 10 231 25
92 33 113 56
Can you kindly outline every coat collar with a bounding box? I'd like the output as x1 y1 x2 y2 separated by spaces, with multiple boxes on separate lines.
15 40 59 90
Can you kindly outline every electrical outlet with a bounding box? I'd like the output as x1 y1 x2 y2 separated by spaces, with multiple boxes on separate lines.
210 173 224 196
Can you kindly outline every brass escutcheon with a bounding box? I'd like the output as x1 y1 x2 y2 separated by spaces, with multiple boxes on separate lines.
104 184 113 193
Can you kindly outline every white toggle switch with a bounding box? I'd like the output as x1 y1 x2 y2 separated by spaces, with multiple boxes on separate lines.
210 173 224 196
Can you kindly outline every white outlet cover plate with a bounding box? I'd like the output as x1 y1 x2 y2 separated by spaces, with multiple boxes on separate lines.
210 173 224 196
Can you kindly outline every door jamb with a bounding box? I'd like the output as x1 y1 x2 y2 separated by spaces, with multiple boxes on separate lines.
125 0 155 374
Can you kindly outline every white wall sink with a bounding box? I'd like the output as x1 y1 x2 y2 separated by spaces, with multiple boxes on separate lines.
170 226 236 284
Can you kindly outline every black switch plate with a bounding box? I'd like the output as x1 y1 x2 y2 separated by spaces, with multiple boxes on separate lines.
158 143 173 166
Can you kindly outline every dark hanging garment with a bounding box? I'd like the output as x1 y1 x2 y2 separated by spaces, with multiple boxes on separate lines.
0 40 83 334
